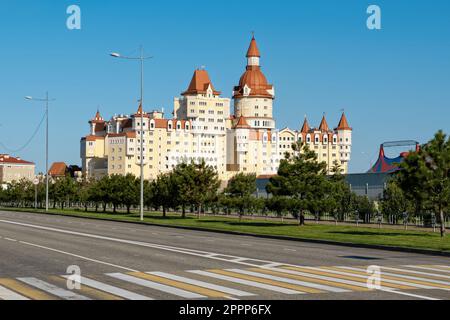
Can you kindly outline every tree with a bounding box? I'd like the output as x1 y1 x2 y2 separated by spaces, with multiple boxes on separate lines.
52 176 77 210
172 160 220 219
151 173 175 218
266 141 329 225
224 173 257 221
120 174 139 214
381 180 407 224
396 131 450 237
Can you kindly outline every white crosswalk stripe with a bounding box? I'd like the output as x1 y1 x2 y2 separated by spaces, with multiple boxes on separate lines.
337 266 450 289
267 267 381 289
61 275 152 300
0 285 29 300
106 273 205 299
380 266 450 280
304 267 434 289
188 270 303 294
17 277 91 300
226 269 350 293
403 265 450 274
148 272 255 297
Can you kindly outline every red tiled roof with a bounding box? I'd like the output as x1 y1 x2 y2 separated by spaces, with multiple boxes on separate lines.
49 162 67 177
247 36 261 58
84 135 105 142
182 69 221 96
301 118 310 133
234 116 251 129
335 113 352 131
319 115 330 132
0 154 34 165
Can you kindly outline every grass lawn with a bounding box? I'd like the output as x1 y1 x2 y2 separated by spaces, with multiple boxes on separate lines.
2 207 450 253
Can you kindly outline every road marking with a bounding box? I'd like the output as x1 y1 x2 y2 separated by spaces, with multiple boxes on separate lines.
50 276 121 300
4 238 17 242
284 266 416 290
380 266 450 280
228 269 348 293
61 275 151 300
0 285 30 300
319 266 433 290
206 269 316 293
0 219 284 268
149 272 255 297
250 268 370 292
107 273 205 299
17 277 90 300
404 265 450 274
188 270 301 295
130 272 225 298
379 288 441 300
0 278 55 300
18 241 138 272
336 266 450 290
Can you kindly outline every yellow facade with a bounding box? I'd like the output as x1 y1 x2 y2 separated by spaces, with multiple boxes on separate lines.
80 37 352 182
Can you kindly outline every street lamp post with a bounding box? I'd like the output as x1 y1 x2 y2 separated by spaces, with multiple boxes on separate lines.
110 47 152 221
25 93 54 212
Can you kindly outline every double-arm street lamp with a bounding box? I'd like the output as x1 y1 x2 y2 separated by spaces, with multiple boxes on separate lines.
110 46 153 221
25 92 55 212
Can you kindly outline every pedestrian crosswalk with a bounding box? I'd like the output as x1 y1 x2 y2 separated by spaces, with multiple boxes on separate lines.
0 264 449 300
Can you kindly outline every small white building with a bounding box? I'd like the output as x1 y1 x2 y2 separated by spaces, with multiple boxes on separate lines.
0 154 35 186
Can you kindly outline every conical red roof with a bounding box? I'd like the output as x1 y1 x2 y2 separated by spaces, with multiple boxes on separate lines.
319 115 330 132
235 116 251 129
335 113 352 131
300 117 310 133
90 110 104 123
246 36 261 58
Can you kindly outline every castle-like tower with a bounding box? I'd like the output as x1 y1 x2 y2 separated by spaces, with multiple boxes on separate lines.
233 36 275 129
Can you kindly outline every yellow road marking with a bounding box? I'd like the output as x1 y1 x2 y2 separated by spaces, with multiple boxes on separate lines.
249 268 371 292
0 278 56 300
129 272 226 298
323 267 450 290
282 266 415 290
208 270 323 294
50 276 122 301
379 268 450 281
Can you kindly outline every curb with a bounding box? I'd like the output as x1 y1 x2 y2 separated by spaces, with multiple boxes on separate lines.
2 209 450 258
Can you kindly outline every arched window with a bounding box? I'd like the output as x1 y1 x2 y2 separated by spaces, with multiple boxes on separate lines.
150 120 155 130
323 135 328 144
314 134 320 144
176 121 181 130
306 134 311 143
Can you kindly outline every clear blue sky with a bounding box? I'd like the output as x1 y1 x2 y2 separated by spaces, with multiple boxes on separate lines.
0 0 449 174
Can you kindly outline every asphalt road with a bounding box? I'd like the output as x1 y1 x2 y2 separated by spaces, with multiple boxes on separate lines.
0 210 449 301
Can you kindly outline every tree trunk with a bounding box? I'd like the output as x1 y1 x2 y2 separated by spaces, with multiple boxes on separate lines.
113 204 116 213
84 203 88 212
182 205 186 219
440 207 446 238
197 205 201 219
127 205 131 214
163 206 166 218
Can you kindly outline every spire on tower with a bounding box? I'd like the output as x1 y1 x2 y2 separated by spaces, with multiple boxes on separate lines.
319 114 330 132
246 35 261 58
300 116 310 133
335 112 352 131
